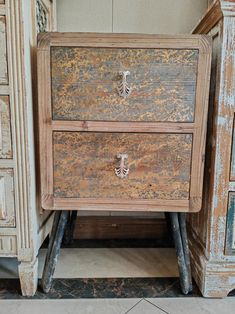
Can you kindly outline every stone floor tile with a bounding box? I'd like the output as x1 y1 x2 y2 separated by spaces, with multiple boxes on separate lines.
146 297 235 314
0 299 141 314
127 299 167 314
0 248 178 279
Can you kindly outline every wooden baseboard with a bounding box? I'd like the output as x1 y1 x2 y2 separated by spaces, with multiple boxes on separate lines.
73 216 168 240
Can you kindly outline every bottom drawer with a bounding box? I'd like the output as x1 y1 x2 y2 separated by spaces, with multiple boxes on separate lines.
0 169 15 227
52 132 192 206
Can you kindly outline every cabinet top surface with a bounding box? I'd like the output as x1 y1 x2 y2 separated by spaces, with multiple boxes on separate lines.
37 32 212 52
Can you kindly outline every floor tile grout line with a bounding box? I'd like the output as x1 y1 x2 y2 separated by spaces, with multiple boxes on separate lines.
144 299 170 314
123 298 144 314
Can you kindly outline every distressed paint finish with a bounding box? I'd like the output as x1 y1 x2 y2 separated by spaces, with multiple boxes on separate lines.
0 15 8 85
0 96 12 158
53 132 192 200
18 258 38 297
190 0 235 298
51 47 198 122
189 27 221 252
0 0 57 297
0 168 15 227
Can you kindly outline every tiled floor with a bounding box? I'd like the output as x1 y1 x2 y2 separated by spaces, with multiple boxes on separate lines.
0 248 235 313
0 248 178 279
1 298 235 314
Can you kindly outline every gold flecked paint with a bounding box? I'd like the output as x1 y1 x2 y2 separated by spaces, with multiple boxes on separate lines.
51 47 198 122
53 132 192 199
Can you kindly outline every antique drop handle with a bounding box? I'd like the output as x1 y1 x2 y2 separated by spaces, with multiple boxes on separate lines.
117 71 132 98
115 153 129 179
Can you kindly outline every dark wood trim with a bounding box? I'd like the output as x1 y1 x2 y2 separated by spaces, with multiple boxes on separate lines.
192 0 222 34
73 216 168 240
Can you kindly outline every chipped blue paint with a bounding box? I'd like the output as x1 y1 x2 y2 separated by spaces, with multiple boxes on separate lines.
217 116 229 128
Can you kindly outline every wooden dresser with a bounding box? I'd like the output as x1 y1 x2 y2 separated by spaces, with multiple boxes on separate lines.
190 0 235 298
37 33 211 293
38 33 211 214
0 0 56 296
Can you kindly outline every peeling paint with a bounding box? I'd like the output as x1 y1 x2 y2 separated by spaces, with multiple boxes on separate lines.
190 0 235 298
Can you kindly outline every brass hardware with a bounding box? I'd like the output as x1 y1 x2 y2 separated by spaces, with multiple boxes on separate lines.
115 153 129 179
117 71 132 98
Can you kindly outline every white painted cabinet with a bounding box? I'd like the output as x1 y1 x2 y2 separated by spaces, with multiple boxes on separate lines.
0 0 56 296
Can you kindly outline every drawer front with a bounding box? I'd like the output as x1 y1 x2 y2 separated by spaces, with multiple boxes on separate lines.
51 47 198 122
0 169 15 227
53 132 192 200
0 96 12 158
0 15 8 85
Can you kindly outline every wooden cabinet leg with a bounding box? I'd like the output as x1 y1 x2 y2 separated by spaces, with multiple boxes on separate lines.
169 212 192 294
63 210 77 245
41 211 69 293
179 213 193 292
18 257 38 296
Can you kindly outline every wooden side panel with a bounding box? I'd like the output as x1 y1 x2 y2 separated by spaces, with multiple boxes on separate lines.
53 132 192 200
0 96 12 158
189 27 220 250
51 47 198 122
0 169 15 227
0 15 8 85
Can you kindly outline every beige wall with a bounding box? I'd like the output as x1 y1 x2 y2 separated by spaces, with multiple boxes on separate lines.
57 0 208 34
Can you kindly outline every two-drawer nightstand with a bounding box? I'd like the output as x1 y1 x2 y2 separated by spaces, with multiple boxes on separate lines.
37 33 211 294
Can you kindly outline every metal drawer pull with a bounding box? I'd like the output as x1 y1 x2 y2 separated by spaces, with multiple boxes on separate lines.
115 153 129 178
117 71 132 98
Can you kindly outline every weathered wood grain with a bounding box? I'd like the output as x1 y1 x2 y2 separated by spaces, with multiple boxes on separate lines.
225 192 235 255
0 96 12 158
189 0 235 298
53 132 192 200
51 47 198 122
37 32 211 51
0 15 8 84
51 120 195 133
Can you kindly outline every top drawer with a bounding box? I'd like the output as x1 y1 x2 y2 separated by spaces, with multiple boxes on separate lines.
51 47 198 122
